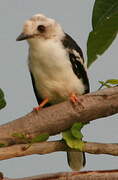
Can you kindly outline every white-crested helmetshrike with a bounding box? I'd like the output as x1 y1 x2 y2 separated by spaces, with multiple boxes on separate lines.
16 13 90 171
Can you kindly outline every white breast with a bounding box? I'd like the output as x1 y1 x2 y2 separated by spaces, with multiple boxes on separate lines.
28 39 85 104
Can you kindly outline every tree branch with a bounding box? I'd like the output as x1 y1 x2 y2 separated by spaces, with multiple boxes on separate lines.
0 141 118 160
1 170 118 180
0 87 118 145
0 87 118 179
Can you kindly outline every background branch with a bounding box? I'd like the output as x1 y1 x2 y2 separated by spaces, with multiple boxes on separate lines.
0 87 118 145
0 141 118 161
1 170 118 180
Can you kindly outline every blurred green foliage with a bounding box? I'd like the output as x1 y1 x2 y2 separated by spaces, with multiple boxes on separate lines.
0 88 6 110
87 0 118 67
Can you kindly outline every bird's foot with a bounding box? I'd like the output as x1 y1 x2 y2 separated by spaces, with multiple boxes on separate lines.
70 93 79 104
69 92 84 109
33 98 49 111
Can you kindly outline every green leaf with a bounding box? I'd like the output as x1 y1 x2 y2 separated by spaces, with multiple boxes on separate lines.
12 133 27 139
106 79 118 85
99 79 118 89
0 143 6 147
23 133 49 150
12 133 49 145
92 0 118 29
0 88 6 110
87 14 118 66
71 122 84 140
87 0 118 67
99 81 111 88
0 89 4 98
31 133 49 143
62 130 84 151
72 122 84 131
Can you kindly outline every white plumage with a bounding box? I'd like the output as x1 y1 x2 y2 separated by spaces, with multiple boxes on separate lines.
28 38 85 104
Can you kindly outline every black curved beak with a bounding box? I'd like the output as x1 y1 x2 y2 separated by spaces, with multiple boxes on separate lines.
16 33 33 41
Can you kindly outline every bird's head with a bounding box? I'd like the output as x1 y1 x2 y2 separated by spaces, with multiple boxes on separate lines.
16 13 64 43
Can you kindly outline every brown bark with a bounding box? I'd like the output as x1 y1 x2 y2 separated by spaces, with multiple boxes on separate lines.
1 170 118 180
0 141 118 160
0 87 118 145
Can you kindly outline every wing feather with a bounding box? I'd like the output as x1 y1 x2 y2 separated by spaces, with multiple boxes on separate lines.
62 33 90 93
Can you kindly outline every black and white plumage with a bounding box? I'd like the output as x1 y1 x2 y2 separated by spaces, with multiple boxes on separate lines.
16 13 90 171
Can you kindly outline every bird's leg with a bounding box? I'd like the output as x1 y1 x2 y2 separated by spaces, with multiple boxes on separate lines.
33 97 49 111
70 92 79 104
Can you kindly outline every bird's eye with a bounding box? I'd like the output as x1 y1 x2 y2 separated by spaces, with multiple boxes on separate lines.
37 25 45 33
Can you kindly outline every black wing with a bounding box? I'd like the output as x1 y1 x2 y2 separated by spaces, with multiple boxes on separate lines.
30 72 51 107
62 33 90 93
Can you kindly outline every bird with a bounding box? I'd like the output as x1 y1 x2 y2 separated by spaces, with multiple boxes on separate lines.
16 13 90 171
